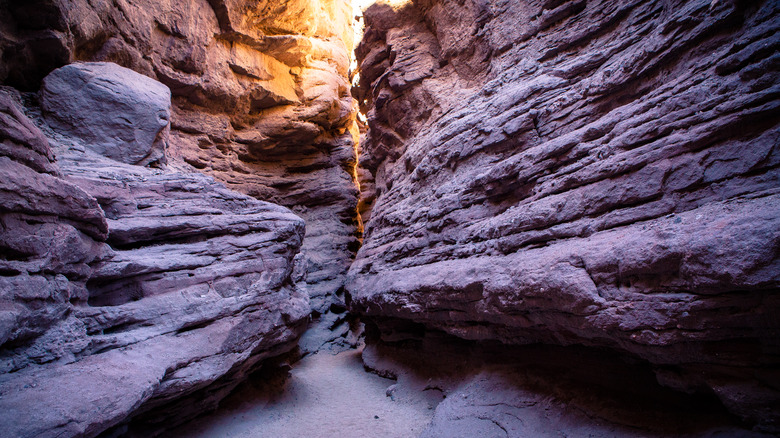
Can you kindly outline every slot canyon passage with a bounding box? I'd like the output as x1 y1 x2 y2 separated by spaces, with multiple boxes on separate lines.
0 0 779 436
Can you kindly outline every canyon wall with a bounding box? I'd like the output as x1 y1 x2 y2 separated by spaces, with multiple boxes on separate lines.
0 0 360 434
349 0 780 430
0 68 309 436
0 0 360 315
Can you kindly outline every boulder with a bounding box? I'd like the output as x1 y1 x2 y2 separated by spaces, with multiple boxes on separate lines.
41 62 171 165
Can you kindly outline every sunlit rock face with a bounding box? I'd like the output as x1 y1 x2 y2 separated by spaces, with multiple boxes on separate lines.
348 0 780 430
0 0 360 314
0 64 309 437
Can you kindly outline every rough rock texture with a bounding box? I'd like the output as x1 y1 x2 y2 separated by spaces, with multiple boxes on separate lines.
349 0 780 430
0 0 361 318
0 86 107 358
0 65 309 437
41 62 171 166
360 330 771 438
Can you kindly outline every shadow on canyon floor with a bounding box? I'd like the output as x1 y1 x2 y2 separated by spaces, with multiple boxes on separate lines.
165 320 768 438
169 346 435 438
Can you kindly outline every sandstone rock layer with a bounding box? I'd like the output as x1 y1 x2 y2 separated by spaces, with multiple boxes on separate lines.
0 64 309 437
348 0 780 429
0 0 361 315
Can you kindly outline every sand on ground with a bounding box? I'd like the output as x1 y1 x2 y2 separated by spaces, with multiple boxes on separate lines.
172 348 435 438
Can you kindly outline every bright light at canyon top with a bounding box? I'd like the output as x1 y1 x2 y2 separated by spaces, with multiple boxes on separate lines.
349 0 408 89
355 0 408 6
351 0 410 47
353 0 410 15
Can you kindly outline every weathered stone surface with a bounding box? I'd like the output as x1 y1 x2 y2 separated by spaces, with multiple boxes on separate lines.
0 69 310 437
349 0 780 430
41 62 171 166
0 86 108 358
2 0 778 434
361 331 771 438
0 0 361 318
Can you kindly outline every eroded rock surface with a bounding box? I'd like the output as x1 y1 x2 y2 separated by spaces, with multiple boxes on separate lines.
0 86 107 360
41 62 171 166
349 0 780 430
359 331 771 438
0 65 309 437
0 0 361 317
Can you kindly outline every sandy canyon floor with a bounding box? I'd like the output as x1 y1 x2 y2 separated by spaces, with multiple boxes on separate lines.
172 348 435 438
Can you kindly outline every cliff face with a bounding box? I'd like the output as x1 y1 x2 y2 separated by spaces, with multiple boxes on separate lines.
0 0 365 432
0 1 362 434
0 0 360 314
0 63 310 437
349 0 780 429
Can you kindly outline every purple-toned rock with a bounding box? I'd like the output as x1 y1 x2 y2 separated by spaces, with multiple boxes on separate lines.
0 68 310 436
41 62 171 165
349 0 780 430
0 0 362 321
0 86 108 357
0 152 310 437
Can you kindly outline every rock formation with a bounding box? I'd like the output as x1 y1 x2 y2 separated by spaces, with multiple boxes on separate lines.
0 0 361 318
0 63 309 437
41 62 171 166
361 331 769 438
1 0 779 435
349 0 780 431
0 87 106 359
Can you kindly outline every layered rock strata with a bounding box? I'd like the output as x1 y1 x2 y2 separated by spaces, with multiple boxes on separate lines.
0 0 361 316
0 64 309 437
0 87 107 360
349 0 780 430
